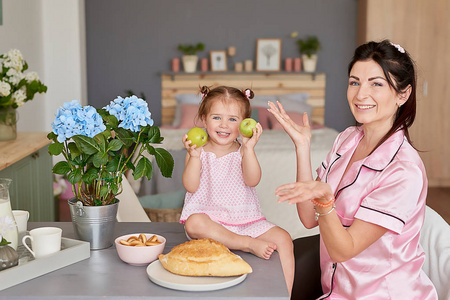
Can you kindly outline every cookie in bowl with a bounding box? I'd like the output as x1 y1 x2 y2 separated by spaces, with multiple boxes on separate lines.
115 233 166 266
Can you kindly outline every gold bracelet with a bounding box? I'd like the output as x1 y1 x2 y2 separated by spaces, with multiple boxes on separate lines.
314 204 336 221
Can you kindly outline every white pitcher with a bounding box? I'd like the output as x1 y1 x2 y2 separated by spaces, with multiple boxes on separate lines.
0 178 19 250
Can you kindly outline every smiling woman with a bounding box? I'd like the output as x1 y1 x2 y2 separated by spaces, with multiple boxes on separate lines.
267 40 437 299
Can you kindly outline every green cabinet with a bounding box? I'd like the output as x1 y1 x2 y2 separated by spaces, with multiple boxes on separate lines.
0 143 54 222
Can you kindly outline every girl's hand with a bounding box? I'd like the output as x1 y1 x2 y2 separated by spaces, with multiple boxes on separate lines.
241 122 263 149
182 134 201 157
275 180 333 205
267 101 312 148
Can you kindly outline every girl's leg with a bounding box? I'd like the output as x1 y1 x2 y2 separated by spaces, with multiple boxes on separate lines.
257 226 294 296
185 213 277 259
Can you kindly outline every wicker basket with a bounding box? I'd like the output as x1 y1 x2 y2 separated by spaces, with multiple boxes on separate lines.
144 207 182 222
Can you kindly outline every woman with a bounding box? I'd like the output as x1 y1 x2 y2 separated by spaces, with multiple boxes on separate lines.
268 40 437 299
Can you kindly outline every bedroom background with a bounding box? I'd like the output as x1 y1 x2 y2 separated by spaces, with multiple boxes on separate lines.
0 0 448 223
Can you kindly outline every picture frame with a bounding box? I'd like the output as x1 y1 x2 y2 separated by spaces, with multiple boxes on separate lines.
256 39 281 71
210 51 227 72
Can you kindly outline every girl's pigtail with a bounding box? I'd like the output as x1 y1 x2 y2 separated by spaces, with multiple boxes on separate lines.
200 85 210 99
243 88 254 100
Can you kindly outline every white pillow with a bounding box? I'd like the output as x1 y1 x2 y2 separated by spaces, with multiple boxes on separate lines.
172 94 202 127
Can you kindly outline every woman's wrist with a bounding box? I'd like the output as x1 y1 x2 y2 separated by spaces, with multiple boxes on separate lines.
313 204 336 221
311 197 335 208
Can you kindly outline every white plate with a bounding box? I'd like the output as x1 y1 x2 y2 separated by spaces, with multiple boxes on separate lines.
146 260 247 292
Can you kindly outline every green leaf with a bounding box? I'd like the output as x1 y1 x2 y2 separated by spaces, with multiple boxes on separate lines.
72 135 100 155
52 161 71 175
67 169 82 185
94 133 107 152
93 151 109 168
110 183 119 195
48 142 64 156
115 128 134 148
153 148 174 178
106 156 120 172
68 142 82 158
100 185 110 197
134 157 153 180
147 126 164 143
107 139 123 152
82 167 99 184
47 132 57 141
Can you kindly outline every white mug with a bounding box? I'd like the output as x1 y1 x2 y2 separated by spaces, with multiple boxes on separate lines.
22 227 62 259
12 210 29 233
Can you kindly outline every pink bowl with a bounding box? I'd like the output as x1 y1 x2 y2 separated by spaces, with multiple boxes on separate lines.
114 233 166 266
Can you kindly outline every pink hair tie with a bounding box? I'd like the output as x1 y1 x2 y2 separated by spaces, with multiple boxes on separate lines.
244 90 251 99
201 92 206 98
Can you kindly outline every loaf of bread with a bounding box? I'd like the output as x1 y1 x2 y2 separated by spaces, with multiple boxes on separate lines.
158 238 252 277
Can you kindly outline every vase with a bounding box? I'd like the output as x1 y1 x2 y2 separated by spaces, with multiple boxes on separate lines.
181 55 198 73
302 54 318 73
68 198 119 250
0 108 18 141
0 178 19 250
0 245 19 271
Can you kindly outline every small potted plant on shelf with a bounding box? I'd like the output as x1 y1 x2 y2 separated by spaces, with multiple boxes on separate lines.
47 96 174 249
296 35 321 72
0 49 47 141
177 43 205 73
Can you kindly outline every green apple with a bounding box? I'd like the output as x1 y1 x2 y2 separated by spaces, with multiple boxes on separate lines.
239 118 258 138
186 127 208 147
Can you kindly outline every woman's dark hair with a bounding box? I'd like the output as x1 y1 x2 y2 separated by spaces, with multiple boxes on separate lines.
196 86 253 123
348 39 417 150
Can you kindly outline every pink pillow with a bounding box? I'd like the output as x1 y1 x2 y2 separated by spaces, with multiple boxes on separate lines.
256 108 271 130
178 104 202 128
269 111 305 129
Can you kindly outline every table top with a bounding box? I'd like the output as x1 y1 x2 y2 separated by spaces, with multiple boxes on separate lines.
0 222 289 300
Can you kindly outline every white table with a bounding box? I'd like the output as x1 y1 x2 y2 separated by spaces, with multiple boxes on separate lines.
0 222 289 299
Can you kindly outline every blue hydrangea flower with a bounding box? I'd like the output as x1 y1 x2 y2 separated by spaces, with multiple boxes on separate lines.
51 100 106 143
103 95 153 132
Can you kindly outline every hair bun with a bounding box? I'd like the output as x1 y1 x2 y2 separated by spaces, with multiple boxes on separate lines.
243 88 254 100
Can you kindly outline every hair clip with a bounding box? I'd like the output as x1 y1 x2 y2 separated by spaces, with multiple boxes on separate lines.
244 90 251 99
390 42 405 54
201 92 206 98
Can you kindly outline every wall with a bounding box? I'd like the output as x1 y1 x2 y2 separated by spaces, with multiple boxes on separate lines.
0 0 86 132
85 0 357 131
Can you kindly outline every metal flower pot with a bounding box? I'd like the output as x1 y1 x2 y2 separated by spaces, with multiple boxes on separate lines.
68 198 119 250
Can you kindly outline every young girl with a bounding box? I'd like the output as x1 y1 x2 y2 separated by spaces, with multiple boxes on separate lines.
180 85 294 295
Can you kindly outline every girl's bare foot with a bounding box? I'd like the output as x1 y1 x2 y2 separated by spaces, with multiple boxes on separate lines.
248 239 277 259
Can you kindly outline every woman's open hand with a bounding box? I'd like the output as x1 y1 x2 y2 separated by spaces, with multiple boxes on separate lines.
267 101 312 148
275 180 333 205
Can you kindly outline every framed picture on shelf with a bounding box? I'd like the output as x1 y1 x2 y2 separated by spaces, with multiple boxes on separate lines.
210 51 227 71
256 39 281 71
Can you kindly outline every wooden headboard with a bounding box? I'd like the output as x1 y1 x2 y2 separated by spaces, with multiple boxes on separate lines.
160 72 326 125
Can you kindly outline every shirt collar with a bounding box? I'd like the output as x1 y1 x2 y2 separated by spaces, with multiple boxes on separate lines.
336 128 405 171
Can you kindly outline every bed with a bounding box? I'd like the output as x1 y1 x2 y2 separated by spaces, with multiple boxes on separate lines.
128 77 339 239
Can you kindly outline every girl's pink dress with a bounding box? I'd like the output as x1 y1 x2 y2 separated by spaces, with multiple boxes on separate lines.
316 127 437 299
180 148 275 238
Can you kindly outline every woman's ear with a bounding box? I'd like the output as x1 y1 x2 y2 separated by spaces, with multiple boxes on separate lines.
397 84 412 107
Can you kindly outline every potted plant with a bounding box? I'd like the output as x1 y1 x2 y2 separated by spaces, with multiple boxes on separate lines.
47 96 174 249
296 35 321 72
178 43 205 73
0 49 47 141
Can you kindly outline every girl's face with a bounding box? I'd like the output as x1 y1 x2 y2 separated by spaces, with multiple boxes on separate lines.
347 59 407 131
202 99 244 146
